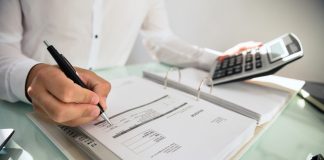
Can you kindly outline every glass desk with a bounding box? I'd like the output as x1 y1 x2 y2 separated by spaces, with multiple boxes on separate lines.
0 63 323 160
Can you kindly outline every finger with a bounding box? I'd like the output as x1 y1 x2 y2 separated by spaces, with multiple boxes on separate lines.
32 105 55 124
76 68 111 110
32 104 93 127
226 41 262 55
237 41 263 52
99 97 108 110
220 41 263 61
41 68 100 105
60 116 99 127
33 103 47 115
216 55 229 62
76 68 111 97
28 84 100 123
93 82 110 111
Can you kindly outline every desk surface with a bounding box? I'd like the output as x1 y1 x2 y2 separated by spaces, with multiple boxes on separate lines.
0 63 323 160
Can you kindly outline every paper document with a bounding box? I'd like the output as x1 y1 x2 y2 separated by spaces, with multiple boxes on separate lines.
80 77 256 160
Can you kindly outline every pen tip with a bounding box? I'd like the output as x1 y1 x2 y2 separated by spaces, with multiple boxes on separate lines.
101 113 113 126
43 40 50 47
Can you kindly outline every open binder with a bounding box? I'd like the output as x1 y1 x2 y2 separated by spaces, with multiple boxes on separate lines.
27 67 305 160
144 68 305 125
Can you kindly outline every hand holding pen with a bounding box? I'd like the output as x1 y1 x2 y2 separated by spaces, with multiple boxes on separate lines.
25 41 112 126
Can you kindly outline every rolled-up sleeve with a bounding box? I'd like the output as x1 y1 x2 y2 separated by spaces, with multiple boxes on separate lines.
0 0 39 103
141 0 222 71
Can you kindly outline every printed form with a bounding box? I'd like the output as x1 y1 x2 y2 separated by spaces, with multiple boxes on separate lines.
80 77 257 160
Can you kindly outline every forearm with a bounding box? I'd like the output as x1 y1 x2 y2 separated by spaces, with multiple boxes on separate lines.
0 0 41 103
142 32 221 71
141 0 221 71
0 45 39 103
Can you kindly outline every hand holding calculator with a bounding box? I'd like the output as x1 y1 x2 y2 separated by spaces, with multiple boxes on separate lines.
210 33 303 85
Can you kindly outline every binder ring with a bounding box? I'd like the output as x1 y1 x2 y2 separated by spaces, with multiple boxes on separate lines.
164 67 181 89
196 76 213 101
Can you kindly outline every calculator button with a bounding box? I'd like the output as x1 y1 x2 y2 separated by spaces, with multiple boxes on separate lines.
255 60 262 68
213 70 226 79
235 54 243 65
215 62 222 70
213 74 221 79
245 62 253 71
226 68 234 76
234 65 242 73
245 52 253 62
283 35 293 44
221 59 229 69
255 52 261 60
228 56 236 67
288 43 299 53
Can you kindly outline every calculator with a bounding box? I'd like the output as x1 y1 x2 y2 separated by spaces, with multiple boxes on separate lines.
209 33 303 85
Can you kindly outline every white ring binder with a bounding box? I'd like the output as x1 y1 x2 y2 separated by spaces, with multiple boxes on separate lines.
164 67 181 89
196 77 213 101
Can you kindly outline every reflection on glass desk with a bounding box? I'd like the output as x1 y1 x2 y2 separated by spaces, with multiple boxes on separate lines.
0 63 323 160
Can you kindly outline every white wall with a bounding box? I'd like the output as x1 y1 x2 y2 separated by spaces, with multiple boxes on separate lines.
127 0 324 83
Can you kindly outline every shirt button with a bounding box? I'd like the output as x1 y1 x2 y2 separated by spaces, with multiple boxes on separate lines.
94 35 98 39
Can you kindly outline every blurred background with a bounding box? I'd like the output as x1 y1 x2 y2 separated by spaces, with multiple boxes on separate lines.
127 0 324 83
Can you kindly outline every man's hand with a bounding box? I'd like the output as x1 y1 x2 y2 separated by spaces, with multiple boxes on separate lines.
26 64 111 127
217 41 263 61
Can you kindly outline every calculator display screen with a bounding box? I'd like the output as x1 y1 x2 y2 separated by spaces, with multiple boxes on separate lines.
268 41 288 62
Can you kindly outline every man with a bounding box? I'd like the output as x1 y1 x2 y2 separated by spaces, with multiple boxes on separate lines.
0 0 261 126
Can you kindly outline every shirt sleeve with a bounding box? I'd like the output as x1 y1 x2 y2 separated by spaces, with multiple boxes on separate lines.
140 0 222 71
0 0 39 103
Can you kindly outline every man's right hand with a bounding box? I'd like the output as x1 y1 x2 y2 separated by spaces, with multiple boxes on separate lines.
26 64 111 127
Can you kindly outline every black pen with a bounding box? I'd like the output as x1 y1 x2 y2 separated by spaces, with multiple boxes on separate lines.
43 40 112 126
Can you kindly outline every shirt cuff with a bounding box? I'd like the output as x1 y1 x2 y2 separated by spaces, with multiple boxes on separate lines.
197 48 222 71
9 58 40 103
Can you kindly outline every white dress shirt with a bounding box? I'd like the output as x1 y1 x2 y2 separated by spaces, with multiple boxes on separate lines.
0 0 221 103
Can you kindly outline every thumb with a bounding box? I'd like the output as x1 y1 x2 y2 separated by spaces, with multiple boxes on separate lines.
74 68 111 109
